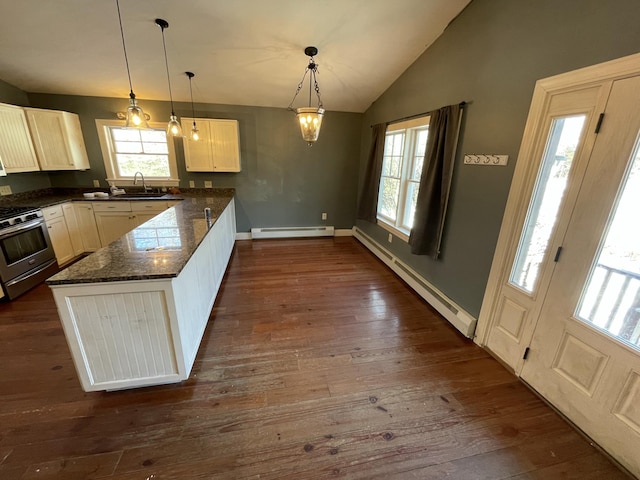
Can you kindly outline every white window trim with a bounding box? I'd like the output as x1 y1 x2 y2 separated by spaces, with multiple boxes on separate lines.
95 119 180 187
376 116 430 242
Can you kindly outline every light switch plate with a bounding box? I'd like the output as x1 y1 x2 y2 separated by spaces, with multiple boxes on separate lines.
204 180 213 188
189 180 195 188
0 185 12 195
93 180 100 187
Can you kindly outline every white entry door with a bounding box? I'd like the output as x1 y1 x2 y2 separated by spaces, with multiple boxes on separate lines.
519 75 640 475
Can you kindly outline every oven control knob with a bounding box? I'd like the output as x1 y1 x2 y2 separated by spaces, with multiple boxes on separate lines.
26 213 38 221
13 218 23 224
0 221 9 228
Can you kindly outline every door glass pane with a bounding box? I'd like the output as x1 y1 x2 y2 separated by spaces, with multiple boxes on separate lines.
510 115 586 293
576 137 640 351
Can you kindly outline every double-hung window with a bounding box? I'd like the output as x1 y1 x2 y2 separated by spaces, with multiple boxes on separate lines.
95 120 179 187
377 116 430 240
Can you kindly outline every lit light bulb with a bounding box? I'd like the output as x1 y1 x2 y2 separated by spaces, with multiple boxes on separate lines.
190 122 199 141
167 114 183 137
125 97 149 129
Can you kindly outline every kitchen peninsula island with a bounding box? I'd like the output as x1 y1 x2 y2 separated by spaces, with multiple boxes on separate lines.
46 189 236 392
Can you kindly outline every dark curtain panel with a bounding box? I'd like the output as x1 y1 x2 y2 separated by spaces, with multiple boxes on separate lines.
409 104 462 259
356 123 387 222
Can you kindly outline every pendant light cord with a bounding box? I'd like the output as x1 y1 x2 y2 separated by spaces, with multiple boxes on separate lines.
115 0 134 97
159 24 176 115
188 75 196 118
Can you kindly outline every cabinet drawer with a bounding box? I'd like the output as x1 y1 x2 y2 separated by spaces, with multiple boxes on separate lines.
131 201 169 212
92 201 131 212
42 204 64 220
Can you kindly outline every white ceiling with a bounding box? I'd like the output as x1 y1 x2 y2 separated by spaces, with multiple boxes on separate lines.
0 0 471 113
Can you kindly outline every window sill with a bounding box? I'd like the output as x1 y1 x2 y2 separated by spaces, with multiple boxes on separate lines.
376 218 410 243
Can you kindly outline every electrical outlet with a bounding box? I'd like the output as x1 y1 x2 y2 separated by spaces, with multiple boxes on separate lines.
189 180 195 188
93 180 100 187
321 212 327 220
388 233 393 243
0 185 12 196
204 180 213 188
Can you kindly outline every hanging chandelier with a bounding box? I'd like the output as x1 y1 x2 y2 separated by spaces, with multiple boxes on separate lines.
287 46 325 146
155 18 182 137
115 0 148 128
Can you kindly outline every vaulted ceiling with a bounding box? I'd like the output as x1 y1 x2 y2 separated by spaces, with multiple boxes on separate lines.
0 0 471 113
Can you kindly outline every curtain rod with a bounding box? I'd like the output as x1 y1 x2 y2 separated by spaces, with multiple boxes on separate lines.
371 101 467 128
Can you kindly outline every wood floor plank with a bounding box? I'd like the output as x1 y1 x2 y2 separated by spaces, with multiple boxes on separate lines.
0 237 631 479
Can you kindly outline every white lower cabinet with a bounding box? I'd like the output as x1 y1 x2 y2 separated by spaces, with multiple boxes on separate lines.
42 200 175 264
62 203 84 257
93 201 171 245
130 201 170 228
93 202 135 246
42 205 75 266
50 200 236 391
74 202 101 252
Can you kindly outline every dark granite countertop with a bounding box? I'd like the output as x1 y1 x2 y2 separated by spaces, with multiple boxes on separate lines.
0 187 183 209
45 188 235 285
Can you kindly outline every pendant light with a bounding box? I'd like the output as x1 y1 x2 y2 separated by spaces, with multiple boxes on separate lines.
115 0 148 128
155 18 182 137
185 72 199 141
287 46 325 146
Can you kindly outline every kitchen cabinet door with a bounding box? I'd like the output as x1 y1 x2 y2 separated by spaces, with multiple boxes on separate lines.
182 118 241 172
130 201 169 228
93 202 134 247
182 118 213 171
95 212 136 246
74 202 101 252
24 108 90 171
210 120 241 172
63 203 84 256
0 103 40 173
42 205 75 266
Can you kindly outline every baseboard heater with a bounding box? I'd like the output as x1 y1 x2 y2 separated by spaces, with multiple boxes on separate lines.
353 227 477 338
251 226 335 239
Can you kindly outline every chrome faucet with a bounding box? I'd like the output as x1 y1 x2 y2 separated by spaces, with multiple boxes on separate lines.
133 171 151 192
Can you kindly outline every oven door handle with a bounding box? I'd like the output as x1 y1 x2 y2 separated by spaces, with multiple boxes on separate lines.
4 258 57 288
1 218 44 236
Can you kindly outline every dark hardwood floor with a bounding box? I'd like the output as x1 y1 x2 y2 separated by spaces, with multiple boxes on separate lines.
0 237 631 479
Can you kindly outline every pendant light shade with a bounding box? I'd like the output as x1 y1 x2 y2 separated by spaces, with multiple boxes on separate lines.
116 0 148 128
125 95 147 128
288 46 325 146
296 107 325 144
185 71 200 141
155 18 182 138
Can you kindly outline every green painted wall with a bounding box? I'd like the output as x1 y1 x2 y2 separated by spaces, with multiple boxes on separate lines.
24 93 362 231
357 0 640 318
0 79 51 194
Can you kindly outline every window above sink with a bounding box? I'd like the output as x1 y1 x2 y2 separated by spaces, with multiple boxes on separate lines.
95 119 180 187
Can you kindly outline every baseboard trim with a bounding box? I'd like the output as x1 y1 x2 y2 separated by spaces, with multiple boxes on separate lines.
353 227 477 338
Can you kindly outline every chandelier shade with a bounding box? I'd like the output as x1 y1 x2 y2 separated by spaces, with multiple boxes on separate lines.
296 107 325 144
288 46 325 145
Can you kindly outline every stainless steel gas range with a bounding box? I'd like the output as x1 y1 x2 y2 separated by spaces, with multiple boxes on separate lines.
0 206 58 300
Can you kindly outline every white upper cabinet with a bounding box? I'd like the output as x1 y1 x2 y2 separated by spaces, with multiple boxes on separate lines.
182 118 241 172
24 108 90 171
0 103 40 173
